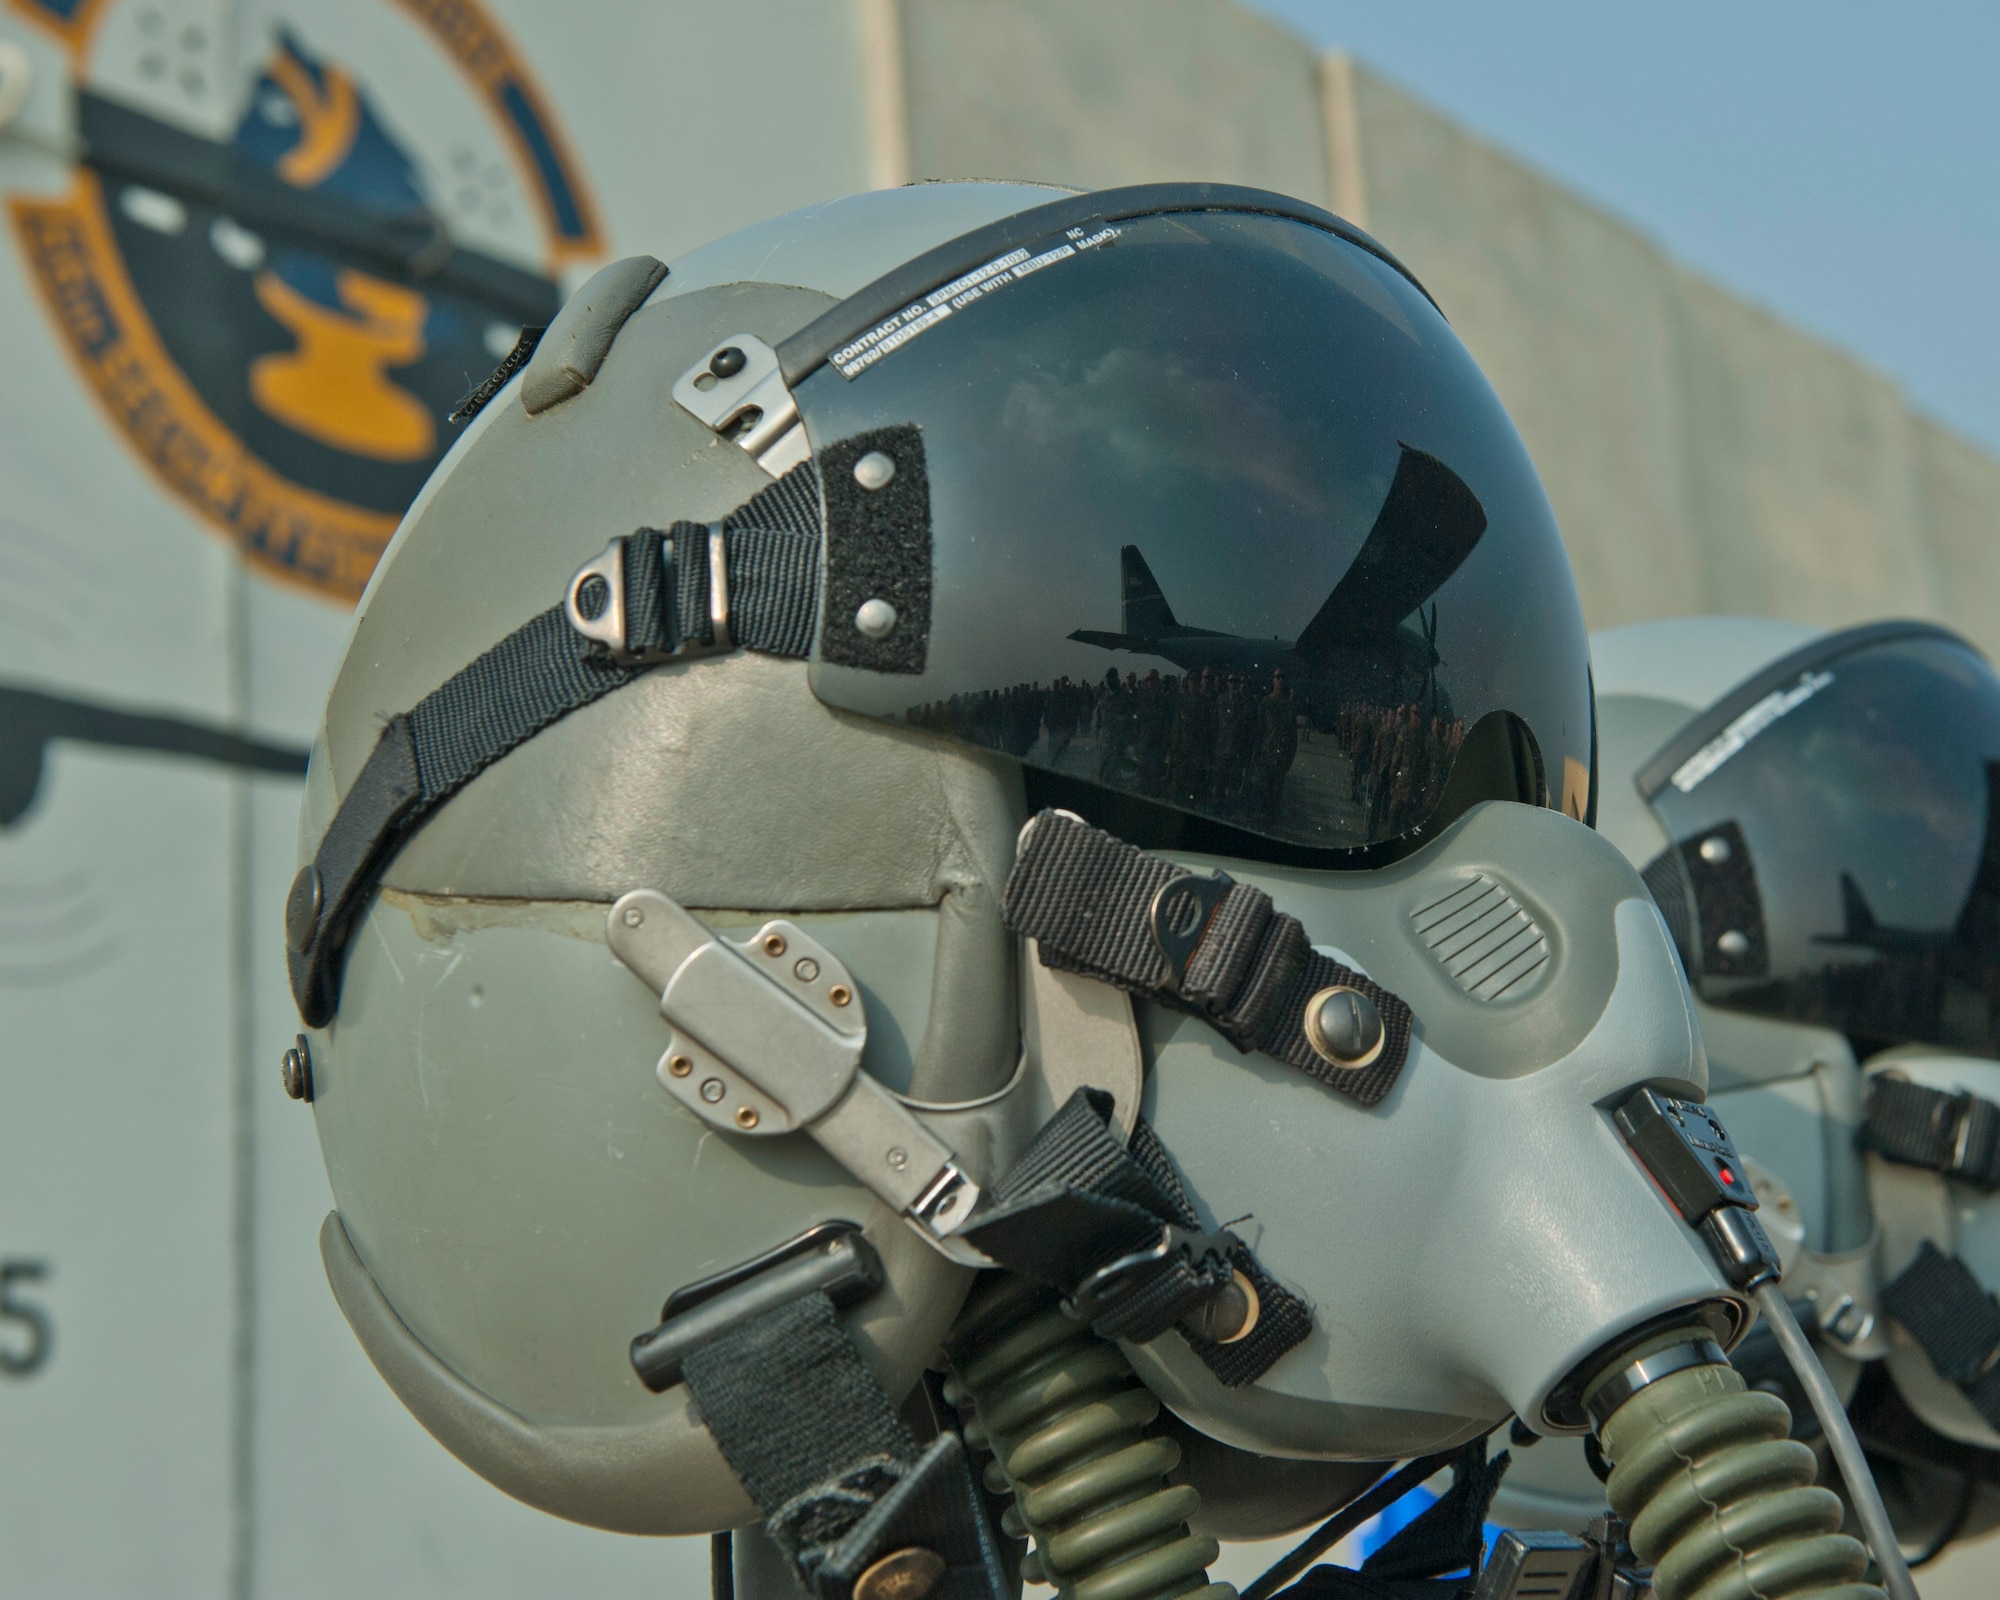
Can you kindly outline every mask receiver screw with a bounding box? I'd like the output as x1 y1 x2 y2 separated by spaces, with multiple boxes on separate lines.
853 1546 944 1600
829 984 853 1007
708 346 746 379
853 450 896 490
1305 986 1385 1069
735 1106 760 1130
667 1054 692 1078
1181 1269 1261 1345
855 598 898 639
762 932 787 957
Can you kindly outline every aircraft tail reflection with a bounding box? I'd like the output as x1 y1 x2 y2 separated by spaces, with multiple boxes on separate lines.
901 444 1486 844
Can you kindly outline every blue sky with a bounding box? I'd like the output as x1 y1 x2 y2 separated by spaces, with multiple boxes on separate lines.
1244 2 2000 454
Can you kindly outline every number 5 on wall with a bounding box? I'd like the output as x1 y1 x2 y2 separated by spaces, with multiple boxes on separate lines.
0 1259 52 1377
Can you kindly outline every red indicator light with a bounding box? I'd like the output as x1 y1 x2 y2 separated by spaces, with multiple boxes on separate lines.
1718 1165 1736 1186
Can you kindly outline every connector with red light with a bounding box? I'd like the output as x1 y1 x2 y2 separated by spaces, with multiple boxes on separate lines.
1614 1087 1782 1292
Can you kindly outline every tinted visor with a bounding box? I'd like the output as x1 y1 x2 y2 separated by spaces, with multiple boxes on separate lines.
1640 626 2000 1054
797 207 1591 855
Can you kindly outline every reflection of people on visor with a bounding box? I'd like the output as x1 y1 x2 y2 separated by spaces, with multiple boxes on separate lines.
912 446 1488 841
1639 624 2000 1055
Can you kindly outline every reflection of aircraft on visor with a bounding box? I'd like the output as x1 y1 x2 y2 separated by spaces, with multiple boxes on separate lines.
1066 444 1488 709
1815 763 2000 973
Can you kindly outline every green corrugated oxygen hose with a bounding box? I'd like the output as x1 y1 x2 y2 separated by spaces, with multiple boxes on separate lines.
1592 1337 1883 1600
943 1273 1235 1600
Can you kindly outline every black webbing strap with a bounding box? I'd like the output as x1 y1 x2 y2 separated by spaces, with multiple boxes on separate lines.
286 463 823 1026
1860 1076 2000 1192
681 1292 1008 1599
1880 1240 2000 1430
1358 1434 1510 1582
1003 811 1415 1105
961 1089 1312 1386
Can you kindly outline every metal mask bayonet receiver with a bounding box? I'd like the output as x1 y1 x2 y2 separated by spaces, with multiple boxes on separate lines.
605 888 985 1261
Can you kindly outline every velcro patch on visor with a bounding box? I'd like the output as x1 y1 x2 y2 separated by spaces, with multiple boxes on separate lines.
818 424 932 675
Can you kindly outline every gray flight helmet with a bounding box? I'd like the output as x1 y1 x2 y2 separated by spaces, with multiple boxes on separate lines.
293 183 1751 1545
1500 613 2000 1547
302 181 1064 1537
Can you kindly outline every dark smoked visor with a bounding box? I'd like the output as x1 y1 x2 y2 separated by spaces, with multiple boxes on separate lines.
798 207 1592 855
1641 625 2000 1055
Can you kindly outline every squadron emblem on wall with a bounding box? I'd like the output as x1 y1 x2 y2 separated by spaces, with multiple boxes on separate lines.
7 0 601 601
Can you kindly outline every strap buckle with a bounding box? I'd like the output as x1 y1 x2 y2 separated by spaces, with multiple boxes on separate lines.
1066 1222 1236 1333
1941 1089 2000 1189
564 527 734 665
630 1221 883 1392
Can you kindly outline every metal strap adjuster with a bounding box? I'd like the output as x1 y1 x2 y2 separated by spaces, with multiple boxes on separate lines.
1941 1089 2000 1188
1064 1222 1244 1345
564 526 732 665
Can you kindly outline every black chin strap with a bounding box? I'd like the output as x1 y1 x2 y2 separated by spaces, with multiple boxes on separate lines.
681 1293 1009 1600
1881 1240 2000 1431
1861 1075 2000 1191
963 1088 1313 1387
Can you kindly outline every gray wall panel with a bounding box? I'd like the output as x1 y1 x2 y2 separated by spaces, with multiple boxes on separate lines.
1911 415 2000 661
1665 268 1936 626
904 0 1327 197
0 750 236 1597
1351 69 1709 628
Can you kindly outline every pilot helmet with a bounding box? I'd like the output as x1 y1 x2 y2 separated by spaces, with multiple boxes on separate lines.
289 182 1763 1597
1511 614 2000 1555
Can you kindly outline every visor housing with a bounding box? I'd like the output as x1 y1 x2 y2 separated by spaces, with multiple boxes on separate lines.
1640 624 2000 1055
794 204 1593 860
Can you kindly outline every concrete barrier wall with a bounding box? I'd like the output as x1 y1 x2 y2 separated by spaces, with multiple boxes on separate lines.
901 0 2000 658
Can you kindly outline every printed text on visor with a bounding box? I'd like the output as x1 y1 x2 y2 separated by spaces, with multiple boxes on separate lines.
1638 624 2000 1056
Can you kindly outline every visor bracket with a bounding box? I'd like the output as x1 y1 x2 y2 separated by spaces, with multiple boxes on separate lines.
672 332 810 478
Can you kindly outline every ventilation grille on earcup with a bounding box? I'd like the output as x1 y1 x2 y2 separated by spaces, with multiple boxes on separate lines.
1410 875 1550 1001
1640 848 1698 974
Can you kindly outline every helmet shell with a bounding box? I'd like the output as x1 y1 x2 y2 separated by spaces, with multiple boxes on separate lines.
307 184 1060 1534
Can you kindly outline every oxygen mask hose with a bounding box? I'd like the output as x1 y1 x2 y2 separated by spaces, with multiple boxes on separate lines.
1588 1332 1883 1600
942 1273 1234 1600
1751 1282 1920 1600
1609 1088 1919 1597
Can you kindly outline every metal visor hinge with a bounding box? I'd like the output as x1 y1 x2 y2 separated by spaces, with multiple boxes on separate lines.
606 889 984 1260
671 333 812 479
